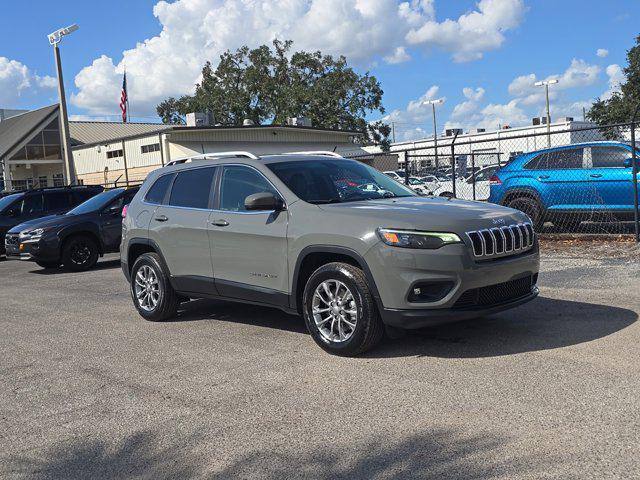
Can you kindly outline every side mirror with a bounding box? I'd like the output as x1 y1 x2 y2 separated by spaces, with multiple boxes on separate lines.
104 205 121 216
623 158 637 168
244 192 284 211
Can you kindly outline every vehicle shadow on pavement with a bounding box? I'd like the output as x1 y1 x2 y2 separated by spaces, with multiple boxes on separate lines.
4 428 544 479
370 296 637 359
174 298 308 334
29 259 122 275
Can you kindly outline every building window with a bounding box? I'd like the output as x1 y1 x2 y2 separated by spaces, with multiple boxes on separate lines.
107 149 124 159
141 143 160 154
53 173 64 187
10 119 62 162
38 176 48 188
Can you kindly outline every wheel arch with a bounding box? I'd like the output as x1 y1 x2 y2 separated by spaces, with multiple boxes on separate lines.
500 187 544 207
60 229 103 255
291 245 383 315
126 238 176 288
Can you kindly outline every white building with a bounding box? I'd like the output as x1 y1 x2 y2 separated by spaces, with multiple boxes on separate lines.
0 104 365 190
364 117 607 171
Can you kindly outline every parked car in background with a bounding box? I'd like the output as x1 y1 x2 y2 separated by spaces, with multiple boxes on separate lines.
383 171 403 182
488 142 640 229
121 152 538 356
406 177 432 195
0 185 103 257
432 165 501 201
5 187 138 270
417 174 441 192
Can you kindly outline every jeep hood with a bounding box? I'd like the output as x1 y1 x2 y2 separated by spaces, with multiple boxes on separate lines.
317 196 528 232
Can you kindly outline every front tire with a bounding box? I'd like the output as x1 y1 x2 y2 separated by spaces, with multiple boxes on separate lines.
130 252 178 322
62 235 99 271
302 262 383 356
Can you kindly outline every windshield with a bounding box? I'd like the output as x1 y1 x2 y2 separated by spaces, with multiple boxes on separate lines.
267 159 416 204
67 188 124 215
0 193 22 213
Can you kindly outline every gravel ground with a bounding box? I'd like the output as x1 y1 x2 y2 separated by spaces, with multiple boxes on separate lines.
0 250 638 479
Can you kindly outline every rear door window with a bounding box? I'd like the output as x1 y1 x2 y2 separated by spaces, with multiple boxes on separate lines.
525 148 583 170
168 167 216 209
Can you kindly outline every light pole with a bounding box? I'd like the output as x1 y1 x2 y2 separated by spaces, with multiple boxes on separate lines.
534 79 559 147
423 99 444 170
48 24 79 186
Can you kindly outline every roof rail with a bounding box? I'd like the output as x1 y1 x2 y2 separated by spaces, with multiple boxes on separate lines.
282 150 344 158
165 151 259 167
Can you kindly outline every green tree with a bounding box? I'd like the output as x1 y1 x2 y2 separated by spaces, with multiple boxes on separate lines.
156 40 390 149
588 34 640 125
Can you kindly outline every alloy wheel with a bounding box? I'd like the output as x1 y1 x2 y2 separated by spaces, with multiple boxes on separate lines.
134 265 161 312
311 279 358 343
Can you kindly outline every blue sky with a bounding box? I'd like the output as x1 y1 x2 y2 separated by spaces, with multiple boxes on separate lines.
1 0 636 140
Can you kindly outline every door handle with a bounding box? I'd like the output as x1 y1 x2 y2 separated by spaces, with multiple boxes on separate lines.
589 174 602 178
211 219 229 227
537 175 550 180
154 215 168 222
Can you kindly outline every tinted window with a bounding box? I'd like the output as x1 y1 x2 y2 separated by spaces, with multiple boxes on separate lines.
169 167 215 209
73 189 99 205
219 166 278 212
145 174 174 204
68 189 125 215
267 159 415 204
22 194 44 214
45 191 71 210
4 194 43 217
590 146 630 168
0 193 22 213
525 148 583 170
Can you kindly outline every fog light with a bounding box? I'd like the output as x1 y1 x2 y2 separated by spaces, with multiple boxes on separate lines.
19 244 25 252
408 281 455 303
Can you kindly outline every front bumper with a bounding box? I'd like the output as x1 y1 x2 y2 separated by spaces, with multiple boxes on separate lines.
382 286 538 329
365 239 540 328
4 234 60 263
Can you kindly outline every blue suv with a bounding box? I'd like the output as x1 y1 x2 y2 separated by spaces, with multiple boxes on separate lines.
488 142 639 229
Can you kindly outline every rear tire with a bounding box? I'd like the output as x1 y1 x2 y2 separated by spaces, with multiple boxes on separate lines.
130 252 178 322
61 235 99 271
506 196 544 230
36 260 60 269
302 262 383 356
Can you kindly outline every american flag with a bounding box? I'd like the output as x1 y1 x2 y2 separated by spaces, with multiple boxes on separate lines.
120 72 128 123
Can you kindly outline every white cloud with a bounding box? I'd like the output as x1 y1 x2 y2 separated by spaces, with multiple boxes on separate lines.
445 86 526 131
72 0 524 116
406 0 526 62
384 46 411 64
602 63 625 99
596 48 609 58
507 59 600 105
0 57 56 105
382 85 443 141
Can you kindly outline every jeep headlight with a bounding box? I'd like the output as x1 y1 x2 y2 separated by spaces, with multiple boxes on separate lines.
377 228 462 249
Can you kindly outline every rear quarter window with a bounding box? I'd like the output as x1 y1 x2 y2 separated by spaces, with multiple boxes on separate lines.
145 174 174 204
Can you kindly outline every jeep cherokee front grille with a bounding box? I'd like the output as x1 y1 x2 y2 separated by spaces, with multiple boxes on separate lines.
466 223 534 259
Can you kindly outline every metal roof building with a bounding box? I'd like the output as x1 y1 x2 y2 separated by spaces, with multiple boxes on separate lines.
1 104 365 190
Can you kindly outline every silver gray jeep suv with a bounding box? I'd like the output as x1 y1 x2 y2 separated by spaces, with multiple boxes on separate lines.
121 152 539 356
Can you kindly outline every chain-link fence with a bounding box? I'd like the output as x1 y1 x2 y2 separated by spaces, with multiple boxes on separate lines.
353 122 640 239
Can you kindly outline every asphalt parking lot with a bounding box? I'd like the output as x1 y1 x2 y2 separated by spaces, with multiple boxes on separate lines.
1 250 638 479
